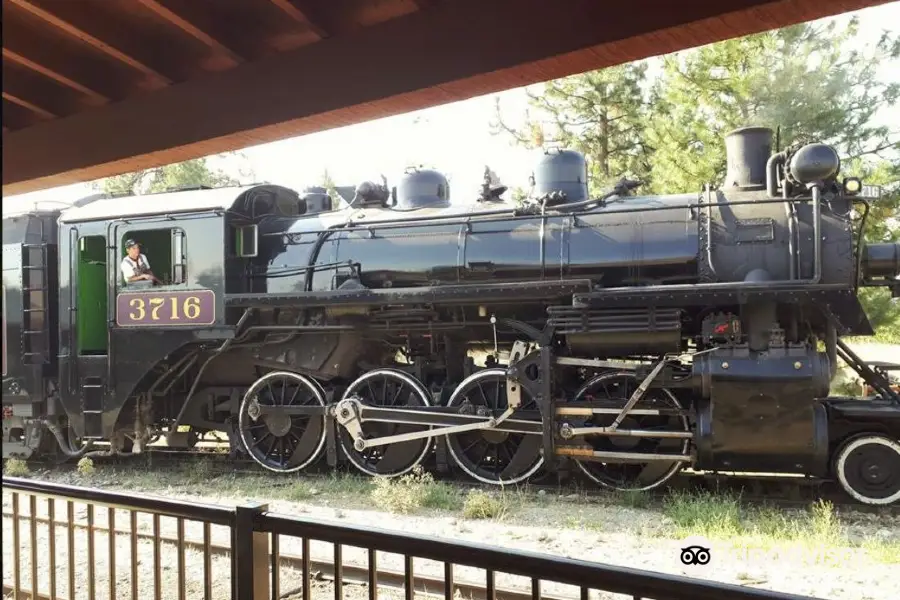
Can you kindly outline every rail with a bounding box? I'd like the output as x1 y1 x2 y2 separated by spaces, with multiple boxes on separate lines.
2 476 822 600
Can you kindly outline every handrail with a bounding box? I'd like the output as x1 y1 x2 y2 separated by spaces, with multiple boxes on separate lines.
2 476 234 526
2 476 824 600
258 512 815 600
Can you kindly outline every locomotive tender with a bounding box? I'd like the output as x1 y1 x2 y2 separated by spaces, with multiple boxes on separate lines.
3 126 900 505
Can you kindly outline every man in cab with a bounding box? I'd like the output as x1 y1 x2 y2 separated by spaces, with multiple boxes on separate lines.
121 239 160 286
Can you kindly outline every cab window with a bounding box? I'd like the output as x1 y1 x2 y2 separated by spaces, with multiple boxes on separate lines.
121 228 187 286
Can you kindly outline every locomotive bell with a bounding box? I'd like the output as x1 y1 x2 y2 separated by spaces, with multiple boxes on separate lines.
789 143 841 184
395 168 451 211
724 126 773 190
532 148 588 203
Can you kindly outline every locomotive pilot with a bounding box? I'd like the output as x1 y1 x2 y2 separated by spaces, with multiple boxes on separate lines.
121 239 159 285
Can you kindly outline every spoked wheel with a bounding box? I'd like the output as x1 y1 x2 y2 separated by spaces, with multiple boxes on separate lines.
238 372 327 473
569 371 690 492
445 368 544 485
834 435 900 505
338 369 433 477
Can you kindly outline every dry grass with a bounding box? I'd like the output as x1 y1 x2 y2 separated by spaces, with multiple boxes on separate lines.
76 457 96 476
662 490 843 543
3 458 30 477
863 538 900 564
370 466 462 514
658 490 900 564
461 490 509 520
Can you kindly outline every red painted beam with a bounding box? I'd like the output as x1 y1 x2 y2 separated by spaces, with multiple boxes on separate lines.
2 0 889 194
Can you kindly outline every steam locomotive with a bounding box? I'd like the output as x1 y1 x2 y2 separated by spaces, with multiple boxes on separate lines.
3 126 900 505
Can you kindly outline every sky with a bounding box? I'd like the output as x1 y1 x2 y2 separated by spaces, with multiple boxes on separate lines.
5 3 899 213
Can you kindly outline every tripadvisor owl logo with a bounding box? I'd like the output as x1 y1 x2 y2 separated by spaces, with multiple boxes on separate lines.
678 535 712 569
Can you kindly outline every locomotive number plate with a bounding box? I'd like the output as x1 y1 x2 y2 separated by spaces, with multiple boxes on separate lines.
116 290 215 327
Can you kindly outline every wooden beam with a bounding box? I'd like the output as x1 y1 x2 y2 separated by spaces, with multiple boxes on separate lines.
2 92 56 120
2 48 109 105
5 0 171 88
269 0 328 38
277 0 343 38
135 0 244 66
3 0 891 194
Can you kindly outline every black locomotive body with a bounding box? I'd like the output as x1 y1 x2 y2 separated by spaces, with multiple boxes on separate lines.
3 126 900 505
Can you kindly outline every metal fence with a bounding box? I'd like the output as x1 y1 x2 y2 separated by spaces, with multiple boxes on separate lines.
2 475 820 600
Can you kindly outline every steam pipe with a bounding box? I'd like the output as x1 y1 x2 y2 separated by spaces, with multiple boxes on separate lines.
785 201 796 280
825 320 837 380
853 198 870 286
172 308 254 430
704 186 719 278
350 195 818 232
43 421 94 458
766 152 786 197
543 188 621 213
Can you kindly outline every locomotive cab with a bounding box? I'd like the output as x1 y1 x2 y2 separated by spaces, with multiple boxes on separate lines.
53 184 317 442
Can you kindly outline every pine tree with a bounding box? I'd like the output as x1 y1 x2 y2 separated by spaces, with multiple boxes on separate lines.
645 18 899 193
491 63 652 195
96 155 248 196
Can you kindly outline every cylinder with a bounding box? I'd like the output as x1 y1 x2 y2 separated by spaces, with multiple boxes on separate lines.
723 126 773 190
862 242 900 279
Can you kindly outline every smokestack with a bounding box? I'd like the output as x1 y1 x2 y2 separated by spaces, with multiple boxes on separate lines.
723 126 773 190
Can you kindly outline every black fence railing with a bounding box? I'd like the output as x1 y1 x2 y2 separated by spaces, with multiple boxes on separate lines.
1 476 822 600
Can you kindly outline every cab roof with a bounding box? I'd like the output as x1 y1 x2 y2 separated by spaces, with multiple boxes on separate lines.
58 185 254 224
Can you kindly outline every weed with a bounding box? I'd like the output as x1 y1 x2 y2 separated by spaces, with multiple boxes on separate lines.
370 466 461 514
661 490 850 559
76 457 96 477
616 490 652 509
806 500 842 544
185 458 217 484
4 458 30 477
286 481 315 502
663 490 744 538
322 472 372 498
462 490 508 520
420 480 462 511
863 538 900 564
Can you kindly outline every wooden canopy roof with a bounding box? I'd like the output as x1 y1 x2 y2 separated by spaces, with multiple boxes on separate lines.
2 0 889 195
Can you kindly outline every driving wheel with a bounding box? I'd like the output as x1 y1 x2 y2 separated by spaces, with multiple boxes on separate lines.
338 369 433 477
445 368 544 485
568 371 690 492
238 371 327 473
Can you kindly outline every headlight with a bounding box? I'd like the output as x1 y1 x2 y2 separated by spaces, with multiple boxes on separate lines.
843 177 862 195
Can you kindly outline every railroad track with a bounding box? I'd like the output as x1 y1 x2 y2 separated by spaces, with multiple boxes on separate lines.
27 447 900 515
1 512 570 600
